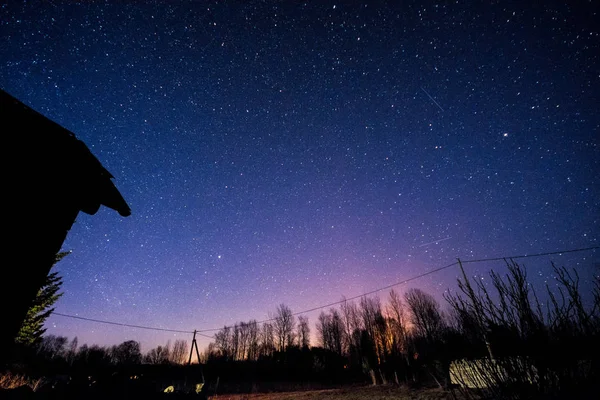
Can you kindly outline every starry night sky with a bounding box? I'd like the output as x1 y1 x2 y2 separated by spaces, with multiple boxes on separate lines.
1 1 598 353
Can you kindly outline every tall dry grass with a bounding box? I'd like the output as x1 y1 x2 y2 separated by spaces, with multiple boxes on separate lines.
0 371 44 392
445 259 599 399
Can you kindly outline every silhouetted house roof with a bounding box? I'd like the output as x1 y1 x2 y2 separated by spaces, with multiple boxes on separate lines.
1 88 131 217
1 88 131 362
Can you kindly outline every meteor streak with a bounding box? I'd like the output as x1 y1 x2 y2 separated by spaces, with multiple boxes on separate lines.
421 87 445 112
419 236 452 247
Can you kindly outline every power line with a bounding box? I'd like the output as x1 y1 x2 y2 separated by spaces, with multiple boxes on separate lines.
52 312 194 334
191 331 215 339
53 245 598 337
460 246 599 264
195 245 599 333
195 261 461 333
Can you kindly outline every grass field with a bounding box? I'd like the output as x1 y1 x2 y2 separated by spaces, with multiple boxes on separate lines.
2 371 465 399
207 385 458 400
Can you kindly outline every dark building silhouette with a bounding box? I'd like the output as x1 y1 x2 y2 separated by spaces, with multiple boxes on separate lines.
1 89 131 364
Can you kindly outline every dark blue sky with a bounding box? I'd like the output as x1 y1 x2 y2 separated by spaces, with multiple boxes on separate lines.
1 1 598 353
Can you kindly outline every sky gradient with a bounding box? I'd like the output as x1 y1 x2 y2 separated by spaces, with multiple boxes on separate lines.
1 1 598 354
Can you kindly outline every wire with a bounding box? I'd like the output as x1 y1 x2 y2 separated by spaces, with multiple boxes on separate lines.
52 312 194 334
195 332 217 339
195 245 599 333
195 261 461 333
301 261 459 310
52 245 598 337
460 246 599 264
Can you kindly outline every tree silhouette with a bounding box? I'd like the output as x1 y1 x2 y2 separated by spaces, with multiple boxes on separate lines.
297 315 311 349
273 304 295 352
15 251 69 346
145 343 171 364
169 339 188 364
405 288 445 342
111 340 142 365
317 309 344 355
260 322 275 357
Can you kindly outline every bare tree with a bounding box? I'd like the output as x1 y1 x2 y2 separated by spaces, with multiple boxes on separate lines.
405 288 445 342
112 340 142 365
247 320 260 360
67 336 78 366
317 309 344 355
374 312 393 364
445 260 600 398
239 322 247 360
260 322 275 357
360 296 382 341
37 335 68 360
144 342 170 364
297 315 310 349
203 342 218 363
341 298 362 356
317 311 331 349
169 339 188 364
273 303 295 352
214 326 232 360
330 308 344 355
360 296 387 359
387 289 409 354
76 344 112 368
232 323 241 361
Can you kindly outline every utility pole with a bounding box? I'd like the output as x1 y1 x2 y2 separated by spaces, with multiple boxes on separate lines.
188 330 201 365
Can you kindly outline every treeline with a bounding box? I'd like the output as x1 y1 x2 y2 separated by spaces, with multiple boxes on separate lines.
5 338 205 397
201 260 600 398
200 287 453 389
203 304 308 362
8 260 600 398
13 336 190 376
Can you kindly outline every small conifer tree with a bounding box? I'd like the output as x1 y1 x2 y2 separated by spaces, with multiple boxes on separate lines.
15 251 68 346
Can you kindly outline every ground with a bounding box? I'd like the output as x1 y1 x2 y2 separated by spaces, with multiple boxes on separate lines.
207 385 459 400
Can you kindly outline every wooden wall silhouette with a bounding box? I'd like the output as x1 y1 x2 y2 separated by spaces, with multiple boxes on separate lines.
1 89 131 364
